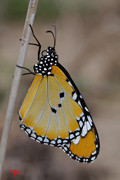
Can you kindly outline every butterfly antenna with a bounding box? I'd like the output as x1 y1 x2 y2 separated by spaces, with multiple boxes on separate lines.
46 24 56 49
52 24 56 48
29 24 41 60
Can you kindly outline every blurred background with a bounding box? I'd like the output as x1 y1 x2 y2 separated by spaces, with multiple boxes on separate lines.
0 0 120 179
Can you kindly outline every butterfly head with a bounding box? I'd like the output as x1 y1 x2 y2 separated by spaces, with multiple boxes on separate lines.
33 46 58 76
32 24 58 76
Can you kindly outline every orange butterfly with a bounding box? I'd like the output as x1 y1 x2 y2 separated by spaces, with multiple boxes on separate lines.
18 25 100 163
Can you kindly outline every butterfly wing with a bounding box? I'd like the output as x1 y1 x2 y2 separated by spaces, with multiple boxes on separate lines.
61 126 99 163
56 63 100 162
19 64 99 162
19 66 83 145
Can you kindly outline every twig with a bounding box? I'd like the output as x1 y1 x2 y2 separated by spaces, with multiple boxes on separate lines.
0 0 38 178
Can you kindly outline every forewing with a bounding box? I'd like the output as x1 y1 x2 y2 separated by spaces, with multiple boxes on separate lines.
53 64 100 162
19 66 84 146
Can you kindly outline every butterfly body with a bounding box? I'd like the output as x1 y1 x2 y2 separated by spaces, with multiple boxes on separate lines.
19 25 100 163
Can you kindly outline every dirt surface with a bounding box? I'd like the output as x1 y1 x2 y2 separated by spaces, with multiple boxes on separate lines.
0 2 120 179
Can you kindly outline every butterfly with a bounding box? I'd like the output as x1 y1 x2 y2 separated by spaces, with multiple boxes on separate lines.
18 24 100 163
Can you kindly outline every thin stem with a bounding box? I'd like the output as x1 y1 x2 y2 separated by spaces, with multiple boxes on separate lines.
0 0 38 178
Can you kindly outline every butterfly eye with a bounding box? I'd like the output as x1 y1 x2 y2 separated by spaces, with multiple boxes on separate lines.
41 50 47 57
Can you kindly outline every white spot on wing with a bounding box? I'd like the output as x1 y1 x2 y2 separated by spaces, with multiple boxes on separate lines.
96 144 98 148
78 100 82 107
80 112 84 117
79 121 83 128
72 136 80 145
64 147 68 151
68 80 73 87
51 140 56 145
37 136 42 141
87 116 92 125
57 139 62 144
92 151 97 155
86 121 91 131
76 117 80 121
63 139 68 143
70 134 74 139
81 122 87 137
31 133 36 139
82 116 85 122
26 128 31 134
44 138 49 143
80 95 82 98
73 92 77 100
75 131 80 136
91 156 96 161
85 107 89 112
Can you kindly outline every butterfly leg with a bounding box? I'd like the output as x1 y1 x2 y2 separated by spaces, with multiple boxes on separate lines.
16 65 35 75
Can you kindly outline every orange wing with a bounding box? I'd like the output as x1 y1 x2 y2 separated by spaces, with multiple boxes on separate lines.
19 66 83 145
61 126 99 163
19 65 99 163
53 65 99 163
